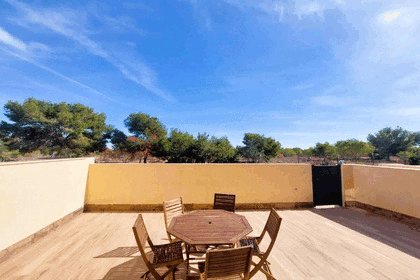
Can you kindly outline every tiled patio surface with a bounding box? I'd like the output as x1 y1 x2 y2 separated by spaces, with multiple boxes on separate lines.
1 207 419 280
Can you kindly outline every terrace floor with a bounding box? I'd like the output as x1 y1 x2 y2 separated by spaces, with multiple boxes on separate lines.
1 207 420 280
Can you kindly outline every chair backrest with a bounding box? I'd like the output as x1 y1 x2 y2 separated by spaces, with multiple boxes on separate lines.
163 197 184 241
249 208 282 279
213 193 236 212
204 246 253 280
133 214 165 280
261 208 282 241
132 214 154 262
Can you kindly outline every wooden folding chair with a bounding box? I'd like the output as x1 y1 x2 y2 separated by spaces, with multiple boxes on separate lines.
133 214 184 280
163 197 207 268
163 197 185 242
213 193 236 212
198 246 253 280
236 208 282 280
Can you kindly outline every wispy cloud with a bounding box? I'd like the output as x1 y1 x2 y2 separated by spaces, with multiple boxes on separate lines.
0 25 51 59
7 0 175 102
1 47 113 101
295 1 325 19
0 26 26 51
384 11 401 22
103 16 146 35
182 0 213 32
311 95 355 107
224 0 343 22
289 83 314 91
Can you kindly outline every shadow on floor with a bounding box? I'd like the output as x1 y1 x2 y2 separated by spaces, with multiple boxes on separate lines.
311 207 420 259
95 247 139 258
98 248 189 280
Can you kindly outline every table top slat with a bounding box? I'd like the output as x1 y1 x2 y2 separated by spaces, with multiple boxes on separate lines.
167 210 253 245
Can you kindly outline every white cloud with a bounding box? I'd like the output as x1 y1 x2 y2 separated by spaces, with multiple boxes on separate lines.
224 0 345 22
389 107 420 117
384 11 400 22
311 95 359 107
1 47 113 101
295 1 325 19
7 0 175 102
0 26 27 51
289 83 314 91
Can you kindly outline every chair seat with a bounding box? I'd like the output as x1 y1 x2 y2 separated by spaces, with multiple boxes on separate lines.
238 237 263 255
151 242 183 265
188 244 208 253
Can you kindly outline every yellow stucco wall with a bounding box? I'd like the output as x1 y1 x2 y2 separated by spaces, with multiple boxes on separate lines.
86 164 313 205
343 164 420 219
0 158 94 252
341 165 355 201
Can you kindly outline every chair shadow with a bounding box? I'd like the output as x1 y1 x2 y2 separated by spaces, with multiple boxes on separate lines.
310 207 420 259
98 248 189 280
102 257 147 280
95 247 139 258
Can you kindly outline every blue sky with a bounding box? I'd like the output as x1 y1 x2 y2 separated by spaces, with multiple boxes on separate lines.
0 0 419 148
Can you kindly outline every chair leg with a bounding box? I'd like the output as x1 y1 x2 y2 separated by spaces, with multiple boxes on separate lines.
186 245 190 269
140 271 150 279
251 260 276 280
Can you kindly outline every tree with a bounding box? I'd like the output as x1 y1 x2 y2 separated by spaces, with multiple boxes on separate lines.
335 139 375 160
0 98 111 156
207 136 238 163
413 132 420 146
167 129 194 163
118 113 169 163
237 133 281 163
292 147 303 155
313 142 337 158
398 147 420 165
408 147 420 165
397 150 414 164
189 133 212 163
279 148 296 157
302 147 314 157
0 139 20 161
367 127 415 160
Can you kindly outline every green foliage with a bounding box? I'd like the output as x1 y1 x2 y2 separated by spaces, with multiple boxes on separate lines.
189 133 212 163
292 147 303 155
302 147 314 157
168 129 194 163
113 113 169 162
413 132 420 146
0 98 111 156
367 127 415 160
167 131 238 163
335 139 375 159
124 113 167 139
237 133 281 162
279 148 296 157
312 142 337 158
110 129 129 150
398 147 420 165
397 150 414 164
0 140 21 161
208 136 238 163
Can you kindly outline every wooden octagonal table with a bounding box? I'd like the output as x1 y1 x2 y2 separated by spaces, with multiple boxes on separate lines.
167 210 253 246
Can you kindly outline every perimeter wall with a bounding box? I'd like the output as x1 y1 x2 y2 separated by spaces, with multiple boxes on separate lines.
342 164 420 219
0 158 94 254
85 164 314 210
